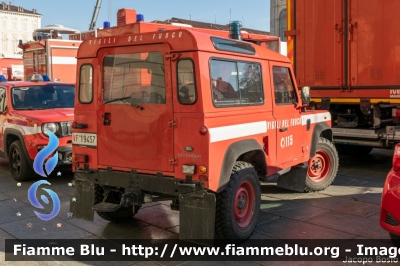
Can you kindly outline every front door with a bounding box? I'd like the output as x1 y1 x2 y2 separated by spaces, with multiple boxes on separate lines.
97 44 174 172
271 64 304 166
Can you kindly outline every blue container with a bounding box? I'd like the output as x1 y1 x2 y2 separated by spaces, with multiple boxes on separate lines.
103 21 111 28
136 14 144 22
229 21 242 40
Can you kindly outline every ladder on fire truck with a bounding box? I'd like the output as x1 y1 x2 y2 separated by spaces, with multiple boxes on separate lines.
89 0 102 30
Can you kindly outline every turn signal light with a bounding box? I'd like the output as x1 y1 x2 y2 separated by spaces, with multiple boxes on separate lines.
199 126 208 135
198 165 207 174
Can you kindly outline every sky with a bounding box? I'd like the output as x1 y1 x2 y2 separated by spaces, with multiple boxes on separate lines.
12 0 270 33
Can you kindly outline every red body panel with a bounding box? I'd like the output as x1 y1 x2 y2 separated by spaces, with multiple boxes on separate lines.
380 170 400 236
292 0 400 99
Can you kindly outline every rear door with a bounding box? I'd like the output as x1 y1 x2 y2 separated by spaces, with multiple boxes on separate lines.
293 0 343 88
97 44 174 172
349 0 400 86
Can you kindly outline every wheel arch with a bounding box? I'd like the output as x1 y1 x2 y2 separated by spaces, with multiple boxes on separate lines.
310 122 332 158
217 139 266 193
4 128 31 164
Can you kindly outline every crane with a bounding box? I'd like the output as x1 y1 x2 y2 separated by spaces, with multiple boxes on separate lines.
89 0 102 30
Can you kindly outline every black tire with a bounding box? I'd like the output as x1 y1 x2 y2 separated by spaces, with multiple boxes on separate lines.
390 233 400 248
94 185 140 222
344 145 373 155
9 140 34 181
215 161 261 240
305 137 339 192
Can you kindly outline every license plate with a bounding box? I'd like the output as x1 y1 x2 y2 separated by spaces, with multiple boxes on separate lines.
72 133 97 147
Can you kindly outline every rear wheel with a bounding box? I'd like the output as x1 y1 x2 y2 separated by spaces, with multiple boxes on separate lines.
344 145 373 155
94 185 140 222
215 161 261 240
390 233 400 248
9 140 34 181
305 137 339 192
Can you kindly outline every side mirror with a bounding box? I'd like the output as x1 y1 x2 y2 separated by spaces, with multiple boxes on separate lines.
301 86 310 106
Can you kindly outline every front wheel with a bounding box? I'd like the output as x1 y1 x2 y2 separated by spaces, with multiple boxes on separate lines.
215 161 261 240
305 137 339 192
9 140 34 181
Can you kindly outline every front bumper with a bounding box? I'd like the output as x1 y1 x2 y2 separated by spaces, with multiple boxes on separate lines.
35 145 73 166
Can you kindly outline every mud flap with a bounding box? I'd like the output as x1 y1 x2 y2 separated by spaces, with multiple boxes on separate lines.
70 174 95 221
179 190 216 240
277 163 308 192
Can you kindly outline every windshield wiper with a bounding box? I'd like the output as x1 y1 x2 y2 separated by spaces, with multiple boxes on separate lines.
104 96 131 104
104 97 144 110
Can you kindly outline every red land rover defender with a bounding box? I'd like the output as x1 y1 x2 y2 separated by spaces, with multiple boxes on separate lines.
0 74 74 181
70 23 339 240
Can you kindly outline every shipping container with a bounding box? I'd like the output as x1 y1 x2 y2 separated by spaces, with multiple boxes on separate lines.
287 0 400 153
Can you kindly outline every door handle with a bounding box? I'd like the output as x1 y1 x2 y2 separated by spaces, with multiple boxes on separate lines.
102 113 111 126
280 128 288 132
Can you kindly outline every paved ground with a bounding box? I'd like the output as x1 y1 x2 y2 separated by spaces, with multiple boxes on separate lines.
0 148 396 265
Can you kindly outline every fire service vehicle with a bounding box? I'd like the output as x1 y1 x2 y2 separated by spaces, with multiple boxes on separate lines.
0 74 75 181
286 0 400 154
18 24 83 83
70 9 338 240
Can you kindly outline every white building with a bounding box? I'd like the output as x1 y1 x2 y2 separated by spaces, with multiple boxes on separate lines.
0 2 41 55
270 0 287 41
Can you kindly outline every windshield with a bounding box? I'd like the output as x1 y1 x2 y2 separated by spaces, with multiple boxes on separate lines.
12 85 75 110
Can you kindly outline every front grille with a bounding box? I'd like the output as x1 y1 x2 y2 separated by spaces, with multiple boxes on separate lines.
386 212 399 226
60 121 72 136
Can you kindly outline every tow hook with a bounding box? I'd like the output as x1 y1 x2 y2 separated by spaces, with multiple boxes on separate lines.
120 192 141 207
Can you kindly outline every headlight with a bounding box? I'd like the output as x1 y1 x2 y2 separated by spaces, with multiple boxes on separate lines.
42 123 59 136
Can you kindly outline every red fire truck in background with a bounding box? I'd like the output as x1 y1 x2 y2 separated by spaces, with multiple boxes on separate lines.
286 0 400 154
18 25 84 83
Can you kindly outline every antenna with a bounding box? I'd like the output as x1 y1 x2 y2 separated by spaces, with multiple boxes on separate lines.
230 8 231 22
108 0 112 25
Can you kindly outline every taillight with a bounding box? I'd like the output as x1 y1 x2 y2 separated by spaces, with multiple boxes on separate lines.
199 126 208 135
72 154 88 163
393 108 400 124
393 144 400 172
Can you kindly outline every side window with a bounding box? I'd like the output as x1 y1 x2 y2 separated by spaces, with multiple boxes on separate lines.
79 64 93 103
177 59 197 105
103 52 165 104
0 88 5 112
273 66 297 105
210 59 263 107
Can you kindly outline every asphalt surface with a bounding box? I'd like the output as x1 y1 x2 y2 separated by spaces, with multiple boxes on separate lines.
0 148 396 266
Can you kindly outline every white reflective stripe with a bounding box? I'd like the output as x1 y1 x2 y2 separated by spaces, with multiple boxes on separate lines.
301 112 331 125
51 57 77 65
209 121 267 143
4 124 39 135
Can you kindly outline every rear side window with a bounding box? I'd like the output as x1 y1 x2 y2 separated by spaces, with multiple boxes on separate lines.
210 59 263 107
273 66 297 105
79 64 93 103
177 59 197 105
